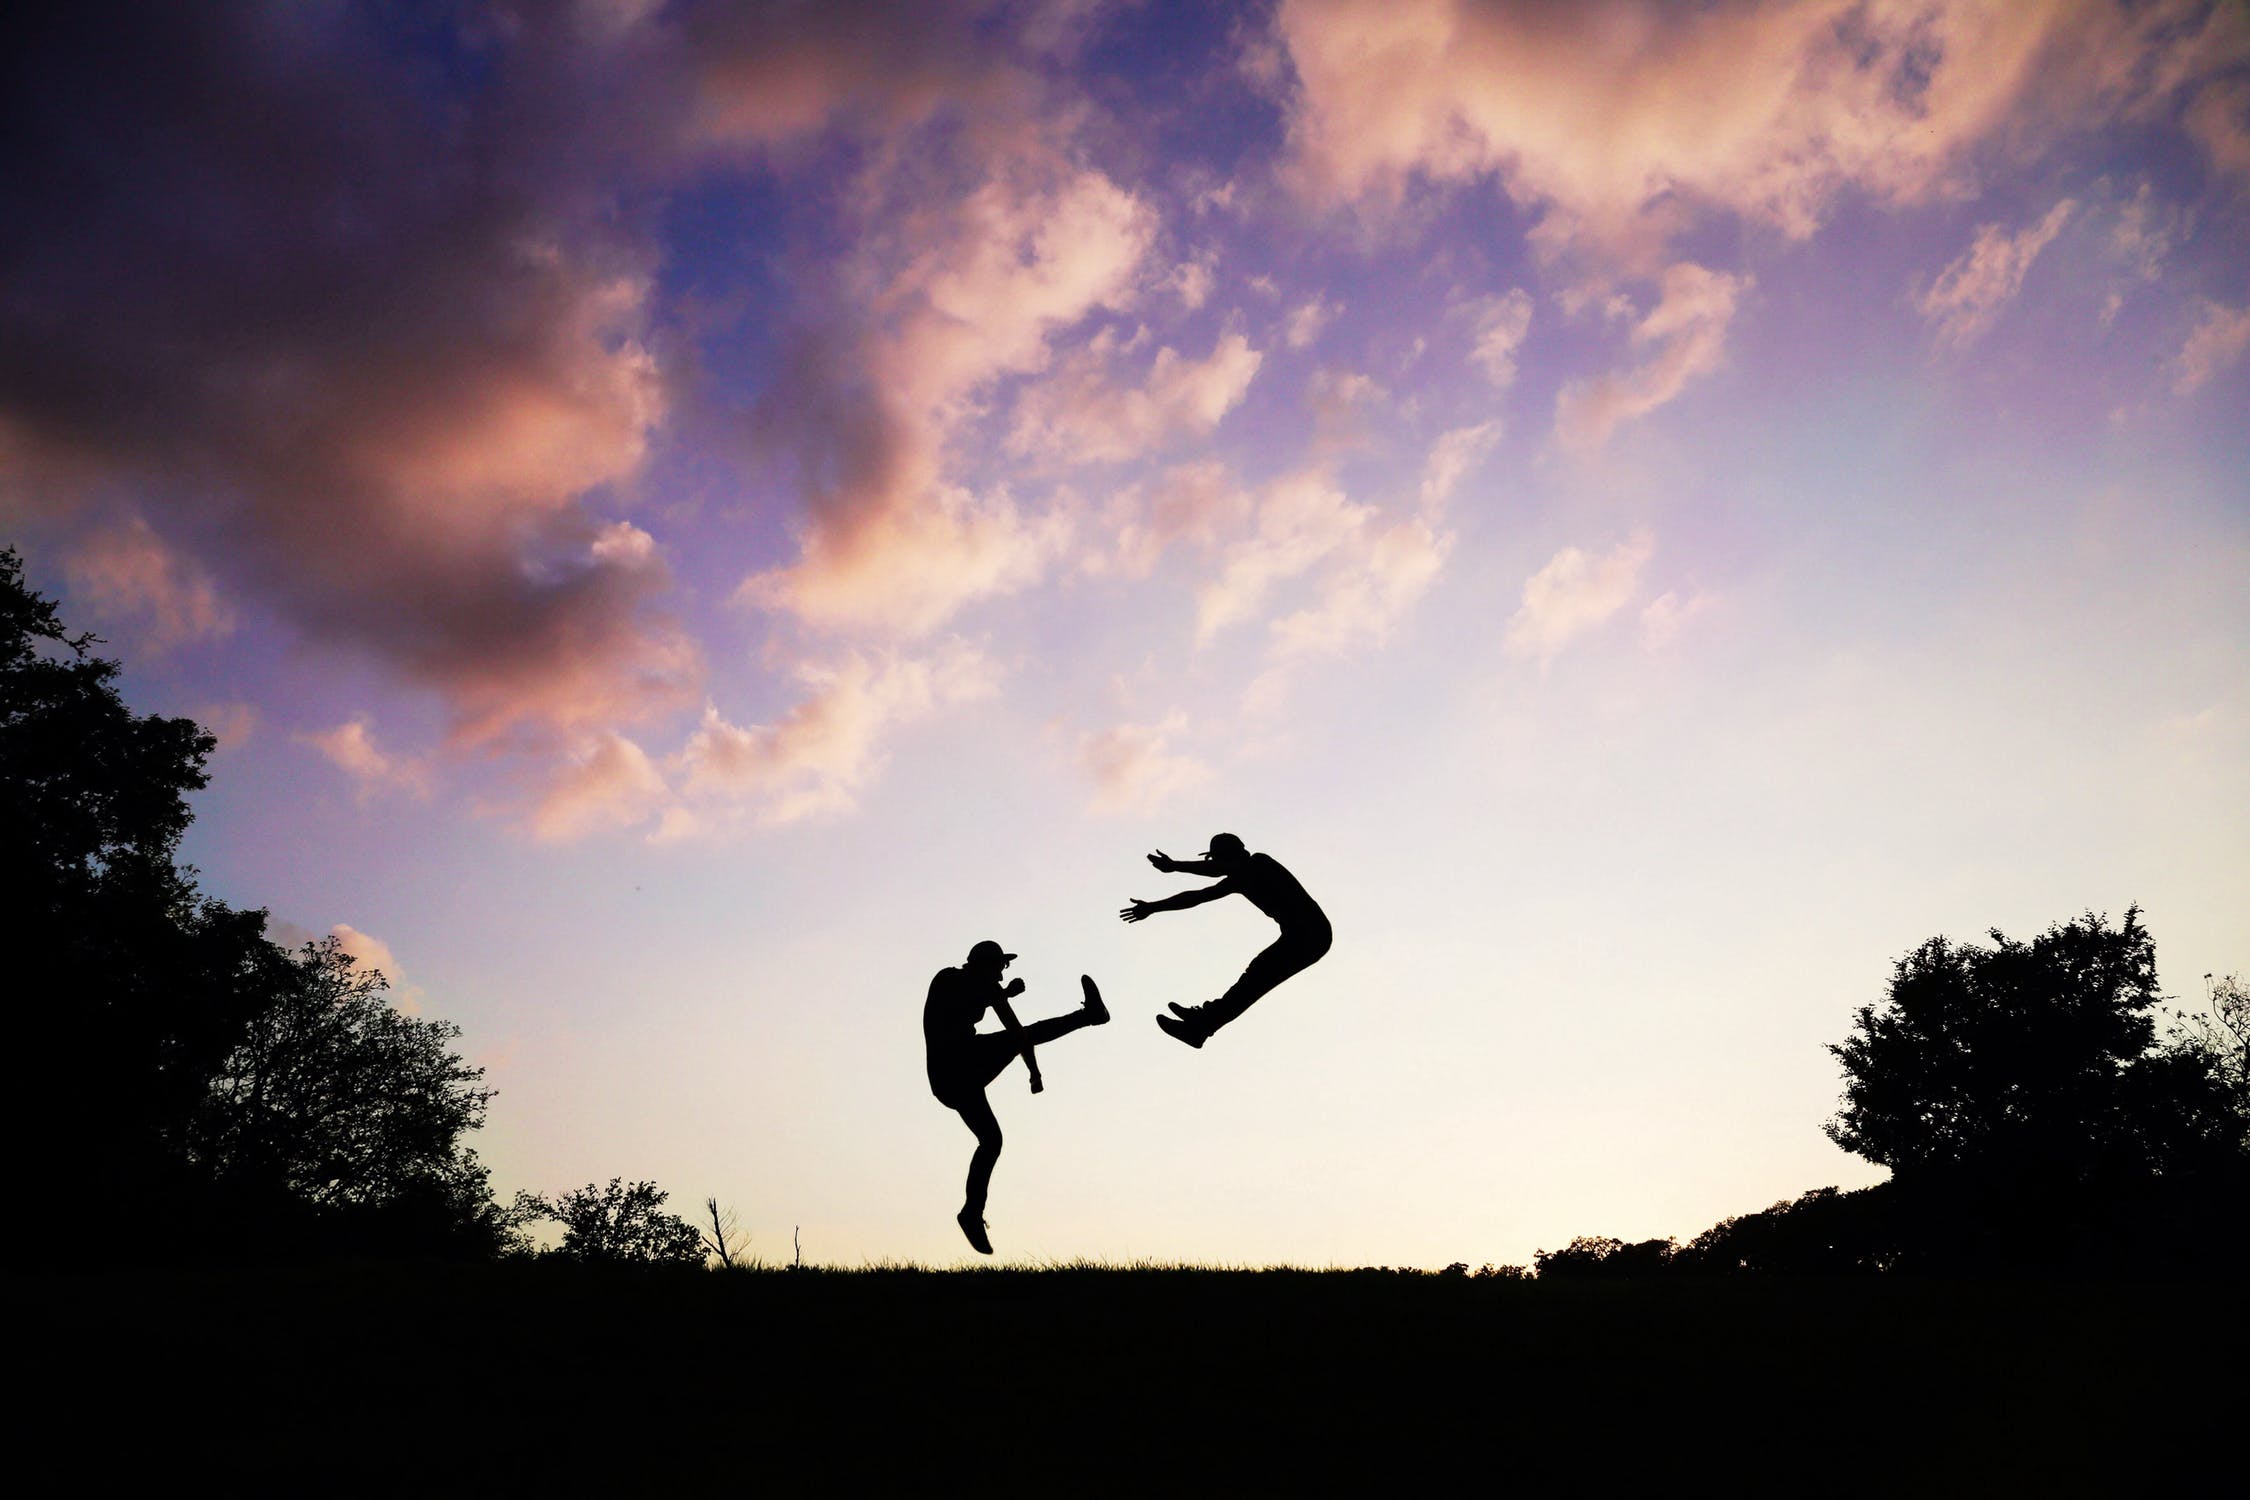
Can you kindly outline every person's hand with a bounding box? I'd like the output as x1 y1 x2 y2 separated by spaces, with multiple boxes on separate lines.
1146 849 1175 873
1120 899 1152 923
1004 977 1026 998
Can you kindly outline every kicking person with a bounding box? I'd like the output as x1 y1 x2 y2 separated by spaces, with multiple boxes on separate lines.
923 939 1108 1255
1120 832 1332 1048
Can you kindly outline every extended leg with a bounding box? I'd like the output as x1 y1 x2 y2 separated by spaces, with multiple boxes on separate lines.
1199 926 1332 1033
971 977 1111 1088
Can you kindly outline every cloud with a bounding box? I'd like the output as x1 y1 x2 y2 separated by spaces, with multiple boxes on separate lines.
742 151 1159 637
671 639 1000 828
1197 471 1373 641
1 8 698 749
1090 461 1254 578
1285 294 1343 349
1917 199 2077 350
2173 299 2250 395
683 0 1007 147
1419 420 1502 515
1463 289 1534 387
1640 589 1717 649
1555 264 1747 450
331 924 425 1014
196 701 260 752
529 732 671 843
739 483 1075 639
63 516 233 652
1503 529 1655 666
1268 514 1450 661
1159 252 1219 309
1273 0 2248 268
1079 711 1212 814
1008 327 1263 466
297 719 429 799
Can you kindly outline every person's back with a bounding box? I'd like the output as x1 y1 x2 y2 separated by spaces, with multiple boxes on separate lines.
923 965 988 1091
1229 852 1326 932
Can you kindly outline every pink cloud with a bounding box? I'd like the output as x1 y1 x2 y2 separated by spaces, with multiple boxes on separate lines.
1274 0 2246 268
530 732 670 843
1917 199 2077 351
1284 294 1344 349
671 639 1000 829
1419 421 1502 516
1079 711 1213 815
1463 289 1534 387
3 10 698 751
2173 299 2250 395
1268 514 1450 661
63 516 233 652
330 923 424 1014
1008 328 1264 466
1197 471 1374 641
744 154 1159 637
1503 529 1656 666
196 701 260 753
1091 461 1255 579
298 719 430 800
1555 264 1747 451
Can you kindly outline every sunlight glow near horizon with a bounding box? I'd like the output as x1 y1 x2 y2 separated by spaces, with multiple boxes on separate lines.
6 1 2245 1266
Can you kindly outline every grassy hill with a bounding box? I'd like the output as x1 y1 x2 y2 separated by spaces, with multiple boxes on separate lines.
24 1261 2237 1489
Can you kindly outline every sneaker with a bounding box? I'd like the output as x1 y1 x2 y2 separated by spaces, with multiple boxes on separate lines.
957 1209 993 1255
1080 974 1110 1024
1156 1012 1206 1049
1168 1001 1204 1021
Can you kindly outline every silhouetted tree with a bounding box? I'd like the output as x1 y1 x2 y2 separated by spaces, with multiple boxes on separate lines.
5 547 277 1244
536 1179 707 1267
6 549 519 1259
189 935 515 1254
1826 909 2244 1189
1533 1235 1675 1279
1670 1186 1902 1275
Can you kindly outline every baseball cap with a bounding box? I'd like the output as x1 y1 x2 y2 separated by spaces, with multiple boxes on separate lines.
967 939 1017 966
1204 832 1246 858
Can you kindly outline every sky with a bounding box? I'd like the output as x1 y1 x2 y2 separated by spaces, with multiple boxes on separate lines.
4 0 2246 1267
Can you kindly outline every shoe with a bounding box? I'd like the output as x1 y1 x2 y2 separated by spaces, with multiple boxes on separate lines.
1080 974 1109 1024
1168 1002 1202 1021
1156 1013 1206 1050
957 1209 993 1255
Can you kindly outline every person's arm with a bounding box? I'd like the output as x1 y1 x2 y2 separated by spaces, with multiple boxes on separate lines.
1120 884 1233 922
991 983 1043 1093
1147 849 1224 877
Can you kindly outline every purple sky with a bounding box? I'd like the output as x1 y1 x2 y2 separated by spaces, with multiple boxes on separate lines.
6 1 2246 1265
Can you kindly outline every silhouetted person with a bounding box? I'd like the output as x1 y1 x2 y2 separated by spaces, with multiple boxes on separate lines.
924 940 1108 1255
1121 832 1332 1048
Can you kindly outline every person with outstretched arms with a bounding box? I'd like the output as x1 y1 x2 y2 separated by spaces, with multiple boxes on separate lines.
1121 832 1332 1048
923 940 1108 1255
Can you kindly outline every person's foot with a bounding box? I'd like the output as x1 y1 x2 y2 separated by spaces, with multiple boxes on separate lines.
1168 1001 1200 1020
1156 1012 1206 1049
1080 974 1109 1024
957 1208 993 1255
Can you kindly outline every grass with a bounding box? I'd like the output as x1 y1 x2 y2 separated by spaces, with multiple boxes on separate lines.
23 1259 2238 1489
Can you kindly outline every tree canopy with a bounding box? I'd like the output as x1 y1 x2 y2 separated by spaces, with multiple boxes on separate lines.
5 547 513 1258
1825 908 2245 1189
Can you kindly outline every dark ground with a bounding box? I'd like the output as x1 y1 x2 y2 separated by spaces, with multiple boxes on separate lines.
22 1263 2238 1490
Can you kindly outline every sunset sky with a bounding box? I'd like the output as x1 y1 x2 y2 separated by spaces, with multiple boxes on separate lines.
6 0 2246 1267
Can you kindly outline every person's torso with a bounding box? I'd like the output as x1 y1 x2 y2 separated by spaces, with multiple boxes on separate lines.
1235 853 1326 931
923 967 990 1067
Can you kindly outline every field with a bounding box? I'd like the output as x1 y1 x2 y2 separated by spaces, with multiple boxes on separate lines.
24 1262 2237 1490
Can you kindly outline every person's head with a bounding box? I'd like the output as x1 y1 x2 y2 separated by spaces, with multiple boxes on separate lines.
965 939 1016 977
1204 832 1248 865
